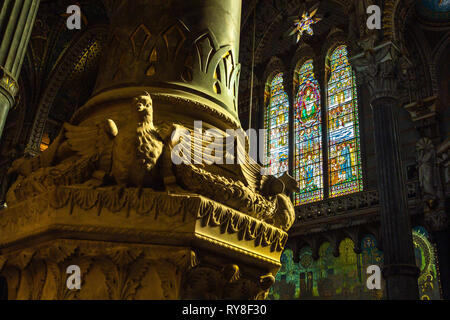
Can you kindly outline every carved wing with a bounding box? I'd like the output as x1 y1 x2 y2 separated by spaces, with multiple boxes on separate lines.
156 122 263 191
63 119 118 170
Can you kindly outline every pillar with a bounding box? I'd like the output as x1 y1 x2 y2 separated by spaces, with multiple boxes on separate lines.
92 0 242 128
0 0 293 300
352 42 420 299
0 0 40 138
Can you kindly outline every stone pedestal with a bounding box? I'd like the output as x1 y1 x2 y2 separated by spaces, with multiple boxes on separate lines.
0 0 295 300
0 187 285 299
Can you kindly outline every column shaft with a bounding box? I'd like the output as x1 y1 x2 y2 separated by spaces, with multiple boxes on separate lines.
351 42 420 299
0 0 40 139
371 97 419 299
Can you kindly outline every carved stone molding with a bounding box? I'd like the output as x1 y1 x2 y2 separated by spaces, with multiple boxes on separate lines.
0 67 19 102
0 239 194 300
0 186 287 257
290 182 421 240
350 41 410 104
404 95 437 122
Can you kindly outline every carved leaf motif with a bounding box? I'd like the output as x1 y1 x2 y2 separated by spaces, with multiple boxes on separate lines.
25 260 47 300
0 256 7 272
99 258 120 300
130 24 152 58
107 247 141 266
38 244 77 264
123 255 151 300
163 23 186 61
10 249 36 270
195 34 214 73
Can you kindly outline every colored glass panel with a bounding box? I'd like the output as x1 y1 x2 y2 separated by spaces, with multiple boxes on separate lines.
327 45 363 197
421 0 450 12
294 60 323 205
413 226 442 300
264 73 289 176
269 229 443 300
291 10 322 43
269 237 385 300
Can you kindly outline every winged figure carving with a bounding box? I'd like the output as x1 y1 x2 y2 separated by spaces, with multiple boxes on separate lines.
6 92 298 231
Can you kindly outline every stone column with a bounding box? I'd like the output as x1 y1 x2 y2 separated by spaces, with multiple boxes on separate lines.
0 0 295 300
92 0 242 130
0 0 40 138
352 42 420 299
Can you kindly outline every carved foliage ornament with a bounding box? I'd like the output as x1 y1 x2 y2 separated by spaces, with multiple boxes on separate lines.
106 21 240 112
350 41 411 103
6 93 297 233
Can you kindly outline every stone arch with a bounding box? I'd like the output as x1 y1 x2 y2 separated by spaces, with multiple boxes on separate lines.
432 31 450 87
404 23 436 101
289 43 316 96
24 25 108 156
322 31 348 82
261 56 287 110
383 0 416 45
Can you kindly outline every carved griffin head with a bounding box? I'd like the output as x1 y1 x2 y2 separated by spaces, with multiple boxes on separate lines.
134 92 154 125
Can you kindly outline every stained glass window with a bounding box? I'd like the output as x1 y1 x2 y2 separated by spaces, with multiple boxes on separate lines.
413 226 442 300
269 229 442 300
264 46 362 203
264 73 289 176
290 9 322 43
327 45 363 197
294 60 323 205
268 237 385 300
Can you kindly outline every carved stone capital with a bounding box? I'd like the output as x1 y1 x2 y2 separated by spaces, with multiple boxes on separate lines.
0 67 19 102
350 42 411 105
0 185 287 299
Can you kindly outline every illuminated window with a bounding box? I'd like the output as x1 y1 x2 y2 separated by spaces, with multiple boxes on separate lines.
264 73 289 177
291 9 322 43
269 228 443 300
268 237 385 300
40 132 50 152
326 45 363 197
413 226 442 300
264 46 363 205
294 60 323 205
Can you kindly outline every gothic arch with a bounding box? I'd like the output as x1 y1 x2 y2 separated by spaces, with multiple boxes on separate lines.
289 43 315 96
261 56 287 108
253 0 304 65
383 0 417 46
322 30 347 82
404 23 437 100
25 25 108 155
